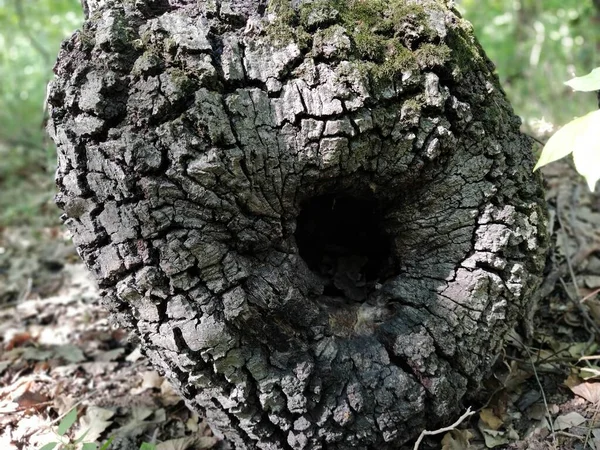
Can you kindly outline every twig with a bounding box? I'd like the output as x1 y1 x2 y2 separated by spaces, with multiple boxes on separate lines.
559 277 600 336
523 345 557 447
523 132 547 147
413 407 475 450
581 287 600 304
583 400 600 448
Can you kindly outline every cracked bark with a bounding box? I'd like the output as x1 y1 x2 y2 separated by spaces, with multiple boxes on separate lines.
48 1 549 448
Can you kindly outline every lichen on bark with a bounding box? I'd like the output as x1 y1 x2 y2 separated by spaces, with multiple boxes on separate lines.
48 0 548 449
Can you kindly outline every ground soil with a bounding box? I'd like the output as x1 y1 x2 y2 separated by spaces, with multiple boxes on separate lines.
1 160 600 450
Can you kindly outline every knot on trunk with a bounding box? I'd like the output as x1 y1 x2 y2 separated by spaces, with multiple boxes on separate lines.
48 1 549 448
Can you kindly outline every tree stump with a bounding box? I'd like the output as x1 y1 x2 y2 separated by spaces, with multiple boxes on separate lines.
47 0 549 448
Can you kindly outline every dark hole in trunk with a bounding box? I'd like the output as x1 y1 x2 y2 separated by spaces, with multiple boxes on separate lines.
295 193 392 300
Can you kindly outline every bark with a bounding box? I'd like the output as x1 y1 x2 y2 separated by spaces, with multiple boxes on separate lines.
47 1 549 448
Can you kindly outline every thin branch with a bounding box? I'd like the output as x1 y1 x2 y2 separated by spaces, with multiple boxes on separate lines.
559 277 600 336
581 287 600 304
523 345 557 447
413 407 475 450
523 132 546 147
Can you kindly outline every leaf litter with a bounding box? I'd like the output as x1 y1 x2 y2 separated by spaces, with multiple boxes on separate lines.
3 160 600 449
0 227 218 449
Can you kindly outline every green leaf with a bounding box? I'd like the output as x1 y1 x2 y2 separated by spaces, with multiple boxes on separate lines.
534 110 600 172
572 120 600 192
99 436 114 450
565 67 600 92
140 443 157 450
74 428 90 443
536 109 600 191
82 443 98 450
38 443 58 450
58 408 79 436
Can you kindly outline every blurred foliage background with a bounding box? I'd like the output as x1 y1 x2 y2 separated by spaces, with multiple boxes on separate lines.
0 0 82 227
0 0 598 228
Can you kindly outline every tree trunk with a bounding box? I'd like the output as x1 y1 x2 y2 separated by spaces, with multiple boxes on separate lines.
47 0 549 448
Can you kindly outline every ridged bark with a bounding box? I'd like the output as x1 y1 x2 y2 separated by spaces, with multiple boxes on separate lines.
48 1 548 448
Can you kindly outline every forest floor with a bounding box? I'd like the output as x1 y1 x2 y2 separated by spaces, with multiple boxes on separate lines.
1 161 600 450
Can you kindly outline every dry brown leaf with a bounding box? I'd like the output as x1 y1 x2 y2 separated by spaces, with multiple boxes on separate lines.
5 331 33 350
441 428 473 450
503 361 532 392
587 298 600 324
479 409 503 431
160 379 182 406
564 373 582 389
140 371 163 389
570 382 600 404
13 390 49 409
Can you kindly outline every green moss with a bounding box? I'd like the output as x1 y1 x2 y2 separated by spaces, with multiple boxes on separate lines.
445 20 486 76
414 43 451 69
265 0 452 81
299 0 340 30
265 0 302 46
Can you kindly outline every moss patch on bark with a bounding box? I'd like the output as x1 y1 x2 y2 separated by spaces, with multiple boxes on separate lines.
265 0 486 80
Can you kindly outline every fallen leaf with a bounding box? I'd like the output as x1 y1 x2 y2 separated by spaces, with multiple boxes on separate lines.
73 406 114 443
131 371 164 395
564 373 582 389
583 276 600 289
141 371 163 390
580 367 600 380
526 403 547 421
0 361 10 375
94 348 125 362
593 429 600 450
568 342 598 359
480 428 509 448
115 407 165 437
160 379 182 406
14 390 50 408
125 347 143 362
441 428 473 450
156 433 218 450
54 344 86 363
553 411 586 430
570 382 600 404
479 409 503 431
0 401 19 413
21 347 53 361
587 299 600 324
5 331 33 350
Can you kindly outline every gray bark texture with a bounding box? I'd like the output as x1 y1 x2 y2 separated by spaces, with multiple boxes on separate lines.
47 0 549 448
